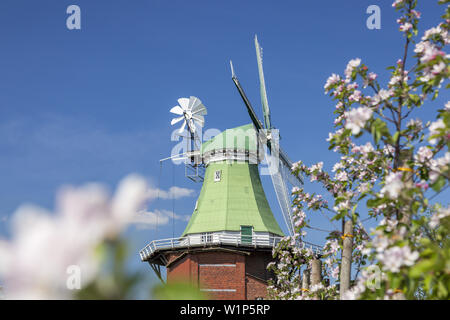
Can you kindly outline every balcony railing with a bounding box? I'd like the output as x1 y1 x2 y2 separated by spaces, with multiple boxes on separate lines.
139 232 322 262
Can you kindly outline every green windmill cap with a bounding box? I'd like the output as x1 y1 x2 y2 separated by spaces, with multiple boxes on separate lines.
182 124 284 237
201 123 258 154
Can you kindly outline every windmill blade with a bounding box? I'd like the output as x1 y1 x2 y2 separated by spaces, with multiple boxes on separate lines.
177 98 190 110
255 35 272 130
278 146 303 185
171 116 185 126
178 119 187 133
188 96 202 110
266 133 295 236
192 114 205 127
268 155 295 236
170 105 184 115
230 60 264 132
191 97 207 116
192 105 207 116
266 131 303 236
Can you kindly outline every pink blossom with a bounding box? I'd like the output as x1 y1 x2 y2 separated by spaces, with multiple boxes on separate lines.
349 90 362 102
368 72 377 81
415 180 429 190
399 22 413 32
411 10 421 19
392 0 405 8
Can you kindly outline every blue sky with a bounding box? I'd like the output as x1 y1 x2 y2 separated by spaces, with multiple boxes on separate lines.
0 0 448 296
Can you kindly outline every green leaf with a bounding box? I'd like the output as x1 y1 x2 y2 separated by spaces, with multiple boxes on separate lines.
409 259 435 278
391 131 400 145
438 280 448 298
153 282 207 300
367 197 385 208
431 175 446 192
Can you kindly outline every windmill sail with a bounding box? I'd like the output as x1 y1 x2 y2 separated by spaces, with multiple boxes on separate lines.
255 35 272 131
265 133 295 236
230 60 264 131
230 37 304 237
254 36 303 236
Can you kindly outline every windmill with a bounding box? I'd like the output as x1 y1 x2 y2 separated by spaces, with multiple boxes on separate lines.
140 36 321 299
230 35 303 236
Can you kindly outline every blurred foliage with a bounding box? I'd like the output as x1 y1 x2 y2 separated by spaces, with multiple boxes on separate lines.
76 239 143 300
74 238 208 300
152 281 207 300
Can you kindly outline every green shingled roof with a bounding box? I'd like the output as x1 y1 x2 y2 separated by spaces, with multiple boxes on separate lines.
182 125 283 237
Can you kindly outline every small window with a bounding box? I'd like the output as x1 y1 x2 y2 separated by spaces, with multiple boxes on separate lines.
214 170 222 182
201 232 213 243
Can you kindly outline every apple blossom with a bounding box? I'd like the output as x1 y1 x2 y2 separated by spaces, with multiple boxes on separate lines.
344 58 361 79
344 107 373 134
377 245 419 273
0 174 150 299
380 172 404 199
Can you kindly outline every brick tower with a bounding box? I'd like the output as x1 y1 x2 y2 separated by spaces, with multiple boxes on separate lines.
140 124 284 300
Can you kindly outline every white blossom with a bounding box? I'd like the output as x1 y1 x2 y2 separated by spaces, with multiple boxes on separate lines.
429 206 450 228
310 283 324 293
414 146 433 163
429 119 445 144
345 107 373 135
392 0 405 8
324 73 341 93
381 172 404 199
0 174 150 299
377 245 419 273
344 58 361 79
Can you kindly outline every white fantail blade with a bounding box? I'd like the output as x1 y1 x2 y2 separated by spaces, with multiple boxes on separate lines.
177 98 190 110
189 96 203 111
192 104 207 116
191 100 205 111
170 105 184 115
171 116 185 126
188 96 198 110
192 114 204 127
178 120 187 133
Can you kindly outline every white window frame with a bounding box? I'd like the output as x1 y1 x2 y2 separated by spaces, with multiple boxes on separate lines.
201 232 213 243
214 170 222 182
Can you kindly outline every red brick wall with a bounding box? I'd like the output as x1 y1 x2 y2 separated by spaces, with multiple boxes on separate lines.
166 253 195 284
246 275 269 300
198 252 245 300
165 249 274 300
